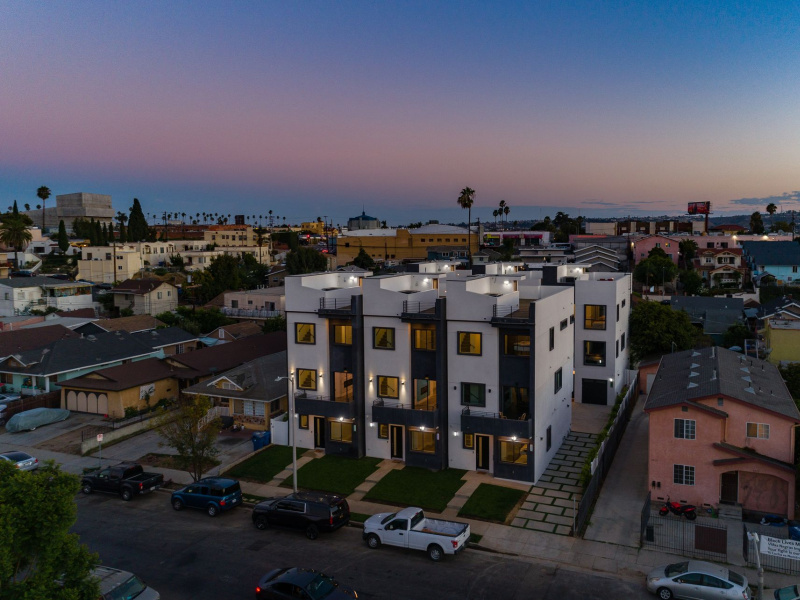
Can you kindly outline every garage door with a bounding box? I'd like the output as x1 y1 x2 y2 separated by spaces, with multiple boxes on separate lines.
581 378 608 405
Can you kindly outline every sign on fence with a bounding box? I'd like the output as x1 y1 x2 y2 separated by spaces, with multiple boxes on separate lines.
760 535 800 560
96 433 104 442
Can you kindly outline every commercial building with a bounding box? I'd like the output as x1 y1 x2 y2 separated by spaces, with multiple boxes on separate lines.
336 224 479 265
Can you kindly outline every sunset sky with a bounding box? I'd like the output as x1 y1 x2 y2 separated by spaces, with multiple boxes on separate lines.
2 1 799 225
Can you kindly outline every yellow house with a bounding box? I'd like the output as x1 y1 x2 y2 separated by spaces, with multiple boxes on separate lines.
763 320 800 364
337 224 479 264
301 221 325 235
204 224 257 247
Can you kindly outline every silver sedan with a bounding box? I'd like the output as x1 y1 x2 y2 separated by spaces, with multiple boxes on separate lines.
0 451 40 471
647 560 750 599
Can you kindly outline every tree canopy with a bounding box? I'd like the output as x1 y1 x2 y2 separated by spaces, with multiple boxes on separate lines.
750 211 765 234
0 461 99 600
57 220 69 253
632 254 678 290
153 396 221 482
352 248 376 270
127 198 148 242
722 322 754 350
628 300 700 362
678 269 703 295
286 246 327 275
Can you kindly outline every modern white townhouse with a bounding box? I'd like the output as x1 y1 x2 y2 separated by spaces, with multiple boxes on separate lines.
284 263 584 484
573 271 632 405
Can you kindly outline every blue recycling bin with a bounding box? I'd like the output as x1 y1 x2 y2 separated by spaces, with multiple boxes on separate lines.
251 431 270 451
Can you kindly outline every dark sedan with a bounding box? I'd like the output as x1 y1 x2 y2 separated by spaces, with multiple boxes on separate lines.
255 568 356 600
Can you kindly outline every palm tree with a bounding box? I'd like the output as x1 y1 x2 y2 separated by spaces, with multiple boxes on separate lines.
37 186 51 231
492 209 499 230
766 203 777 231
457 187 476 266
503 204 510 229
0 218 33 270
498 200 507 231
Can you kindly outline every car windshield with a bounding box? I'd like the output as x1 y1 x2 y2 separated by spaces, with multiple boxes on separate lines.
727 570 745 586
3 452 30 461
304 574 337 600
665 562 689 577
776 586 800 600
103 575 148 600
380 513 397 525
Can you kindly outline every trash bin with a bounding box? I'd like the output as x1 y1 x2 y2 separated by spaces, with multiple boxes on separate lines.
251 431 270 451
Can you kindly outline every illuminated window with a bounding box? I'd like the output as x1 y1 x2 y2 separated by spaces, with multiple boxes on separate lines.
297 369 317 390
462 433 474 449
414 379 437 410
499 439 528 464
584 305 607 330
296 323 315 344
332 321 352 345
503 333 530 357
458 332 481 355
584 341 606 366
412 325 436 351
377 376 399 399
299 415 309 430
410 429 435 454
461 383 485 407
378 424 389 439
330 421 353 443
373 327 395 350
746 423 769 439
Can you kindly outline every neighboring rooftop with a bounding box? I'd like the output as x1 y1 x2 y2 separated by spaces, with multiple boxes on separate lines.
644 346 799 420
0 324 80 358
207 321 263 340
132 326 199 350
183 351 288 401
0 277 93 289
94 315 166 333
740 241 800 266
62 357 178 392
165 332 287 379
109 279 171 295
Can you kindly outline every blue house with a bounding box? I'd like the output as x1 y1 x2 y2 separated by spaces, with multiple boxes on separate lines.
740 241 800 286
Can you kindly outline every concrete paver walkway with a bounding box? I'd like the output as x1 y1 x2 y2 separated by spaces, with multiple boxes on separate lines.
511 431 596 535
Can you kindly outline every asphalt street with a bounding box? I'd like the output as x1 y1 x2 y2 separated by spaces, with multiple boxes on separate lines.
73 491 652 600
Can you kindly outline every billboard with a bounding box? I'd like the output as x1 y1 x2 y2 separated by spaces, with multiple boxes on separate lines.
688 202 711 215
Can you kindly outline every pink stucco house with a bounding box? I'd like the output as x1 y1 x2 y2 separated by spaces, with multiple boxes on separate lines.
632 235 682 266
645 347 799 517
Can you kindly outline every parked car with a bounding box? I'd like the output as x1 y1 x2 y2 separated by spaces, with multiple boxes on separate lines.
646 560 750 599
0 394 23 427
0 450 39 471
4 407 70 432
363 507 470 561
255 568 356 600
775 585 800 600
81 462 164 501
171 476 242 517
93 565 160 600
252 492 350 540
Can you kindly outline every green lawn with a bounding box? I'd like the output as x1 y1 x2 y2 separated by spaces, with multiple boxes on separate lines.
224 445 306 482
458 483 527 523
363 467 466 512
283 455 383 496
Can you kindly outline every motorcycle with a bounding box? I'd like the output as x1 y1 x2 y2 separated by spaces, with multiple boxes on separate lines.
659 497 697 520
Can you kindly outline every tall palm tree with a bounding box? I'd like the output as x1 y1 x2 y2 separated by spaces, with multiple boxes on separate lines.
457 187 476 266
37 186 51 231
503 204 510 229
492 209 499 230
498 200 506 231
0 218 33 270
766 202 777 232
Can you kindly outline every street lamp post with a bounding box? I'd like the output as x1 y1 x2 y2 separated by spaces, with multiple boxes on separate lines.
275 374 297 493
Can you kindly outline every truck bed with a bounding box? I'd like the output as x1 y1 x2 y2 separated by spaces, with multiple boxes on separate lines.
414 517 468 537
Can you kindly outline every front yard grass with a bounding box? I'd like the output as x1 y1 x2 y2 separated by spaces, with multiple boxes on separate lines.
363 467 466 512
282 455 382 496
224 445 306 482
458 483 527 523
138 452 220 473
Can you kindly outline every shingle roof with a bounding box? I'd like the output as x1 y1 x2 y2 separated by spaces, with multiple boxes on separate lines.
61 358 178 392
757 296 800 320
56 308 97 318
0 330 156 376
740 241 800 267
132 326 199 349
166 332 286 379
208 321 263 340
644 346 799 420
94 315 166 333
109 279 172 295
0 325 80 358
182 352 288 402
0 277 93 289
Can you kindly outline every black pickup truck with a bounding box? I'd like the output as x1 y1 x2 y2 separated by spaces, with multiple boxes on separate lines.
81 462 164 501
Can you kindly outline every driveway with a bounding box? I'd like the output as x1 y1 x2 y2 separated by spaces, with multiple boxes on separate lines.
582 395 649 547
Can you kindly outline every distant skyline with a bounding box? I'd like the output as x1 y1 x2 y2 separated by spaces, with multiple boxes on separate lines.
2 2 799 225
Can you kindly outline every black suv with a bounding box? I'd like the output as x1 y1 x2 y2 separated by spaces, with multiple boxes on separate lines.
252 492 350 540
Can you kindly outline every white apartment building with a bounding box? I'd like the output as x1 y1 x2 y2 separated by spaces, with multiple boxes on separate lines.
77 245 144 284
573 271 632 405
0 277 94 317
283 263 581 484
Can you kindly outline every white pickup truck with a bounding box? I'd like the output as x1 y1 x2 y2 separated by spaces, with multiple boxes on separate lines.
362 506 470 561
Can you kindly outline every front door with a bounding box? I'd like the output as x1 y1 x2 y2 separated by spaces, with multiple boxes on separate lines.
390 425 403 459
581 378 608 405
313 416 326 449
720 471 738 504
476 435 490 470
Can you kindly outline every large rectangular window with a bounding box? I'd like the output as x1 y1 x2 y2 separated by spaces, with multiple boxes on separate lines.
584 341 606 366
332 320 352 345
377 376 399 399
410 429 436 453
458 332 482 355
412 325 436 351
746 423 770 439
503 333 530 357
502 386 529 420
584 305 607 330
554 368 563 393
329 421 353 443
674 419 696 440
461 383 486 407
373 327 395 350
414 379 437 410
499 439 528 464
296 369 317 391
295 323 316 344
673 464 695 486
333 371 354 403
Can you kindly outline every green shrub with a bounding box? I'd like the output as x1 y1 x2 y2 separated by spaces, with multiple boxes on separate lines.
578 385 630 488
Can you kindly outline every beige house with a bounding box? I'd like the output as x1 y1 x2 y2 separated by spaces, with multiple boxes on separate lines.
77 245 143 284
109 279 178 316
204 224 256 247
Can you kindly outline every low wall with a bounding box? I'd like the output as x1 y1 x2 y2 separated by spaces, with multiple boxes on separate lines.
80 418 151 455
270 415 289 446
